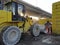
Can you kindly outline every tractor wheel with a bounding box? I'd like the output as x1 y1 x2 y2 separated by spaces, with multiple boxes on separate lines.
2 26 21 45
30 24 41 37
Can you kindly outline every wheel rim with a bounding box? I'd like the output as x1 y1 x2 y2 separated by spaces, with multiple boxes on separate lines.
8 30 18 42
3 26 21 45
33 24 40 37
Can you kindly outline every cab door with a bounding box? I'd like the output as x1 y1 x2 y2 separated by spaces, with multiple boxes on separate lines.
12 2 25 21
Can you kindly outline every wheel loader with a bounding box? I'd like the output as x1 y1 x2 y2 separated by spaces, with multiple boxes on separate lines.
0 0 42 45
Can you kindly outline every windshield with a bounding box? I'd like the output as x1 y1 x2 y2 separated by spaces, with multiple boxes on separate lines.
18 4 24 16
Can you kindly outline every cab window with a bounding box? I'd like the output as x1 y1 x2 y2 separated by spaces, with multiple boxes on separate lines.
18 4 24 16
3 2 15 15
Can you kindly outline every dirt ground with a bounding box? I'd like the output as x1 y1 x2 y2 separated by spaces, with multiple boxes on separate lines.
17 34 60 45
0 34 60 45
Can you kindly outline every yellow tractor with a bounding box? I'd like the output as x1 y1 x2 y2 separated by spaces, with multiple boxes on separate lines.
0 0 42 45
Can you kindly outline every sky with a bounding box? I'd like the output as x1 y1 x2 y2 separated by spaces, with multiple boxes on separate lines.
23 0 60 13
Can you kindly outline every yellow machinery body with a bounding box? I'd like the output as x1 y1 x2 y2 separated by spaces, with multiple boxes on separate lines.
0 1 34 44
0 10 33 33
52 1 60 34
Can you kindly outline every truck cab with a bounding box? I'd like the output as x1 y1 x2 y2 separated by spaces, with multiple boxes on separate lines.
4 1 25 21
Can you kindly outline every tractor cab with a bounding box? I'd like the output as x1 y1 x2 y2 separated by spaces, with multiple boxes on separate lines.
4 1 25 21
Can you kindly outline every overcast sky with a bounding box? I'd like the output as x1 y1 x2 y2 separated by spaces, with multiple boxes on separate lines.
23 0 60 13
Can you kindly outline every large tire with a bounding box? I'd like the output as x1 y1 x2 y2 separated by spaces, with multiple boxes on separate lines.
2 26 21 45
30 24 41 37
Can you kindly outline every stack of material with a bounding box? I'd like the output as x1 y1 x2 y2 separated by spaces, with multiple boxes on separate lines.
52 1 60 34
